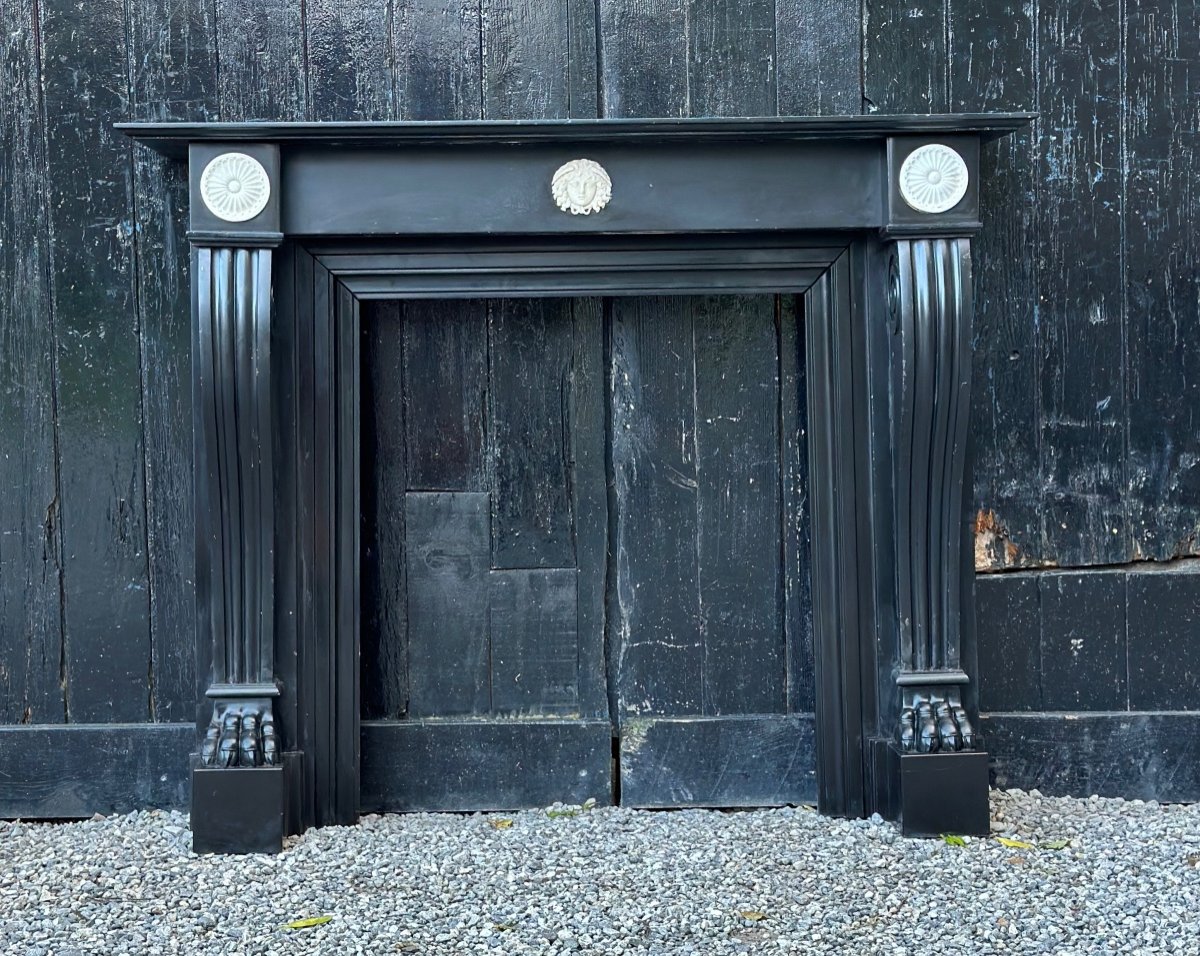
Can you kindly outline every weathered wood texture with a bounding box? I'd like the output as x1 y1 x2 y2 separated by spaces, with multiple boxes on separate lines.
947 0 1040 571
985 713 1200 804
306 0 394 121
360 299 606 722
776 0 859 115
404 492 492 717
488 299 575 569
359 289 809 812
0 724 193 816
482 0 572 119
402 302 489 491
1 0 1196 811
215 0 307 121
41 0 152 722
979 562 1200 804
865 0 947 113
361 719 612 811
871 0 1200 571
0 0 63 725
1123 0 1200 563
619 715 817 807
608 297 704 715
599 0 851 118
607 295 797 721
976 564 1200 715
489 569 579 715
1035 0 1127 567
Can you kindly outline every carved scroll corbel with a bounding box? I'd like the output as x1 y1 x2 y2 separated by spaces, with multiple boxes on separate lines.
890 237 979 754
190 144 285 773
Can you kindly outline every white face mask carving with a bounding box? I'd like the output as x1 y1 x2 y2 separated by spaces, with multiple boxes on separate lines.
551 159 612 215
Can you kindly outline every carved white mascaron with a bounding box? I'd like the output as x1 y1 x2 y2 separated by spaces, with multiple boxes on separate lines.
551 159 612 215
199 152 272 223
898 144 969 214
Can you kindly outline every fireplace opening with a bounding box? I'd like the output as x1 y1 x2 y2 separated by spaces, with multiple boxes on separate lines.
358 294 818 811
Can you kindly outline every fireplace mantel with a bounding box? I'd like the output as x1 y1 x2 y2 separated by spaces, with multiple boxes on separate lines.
121 114 1031 151
121 114 1031 853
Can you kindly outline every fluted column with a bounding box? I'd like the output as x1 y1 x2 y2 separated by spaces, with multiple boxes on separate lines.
194 244 279 768
890 237 978 755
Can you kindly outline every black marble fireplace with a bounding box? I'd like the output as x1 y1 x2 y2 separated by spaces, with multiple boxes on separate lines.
120 114 1030 853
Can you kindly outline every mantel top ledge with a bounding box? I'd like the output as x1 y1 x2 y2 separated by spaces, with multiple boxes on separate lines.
117 113 1033 158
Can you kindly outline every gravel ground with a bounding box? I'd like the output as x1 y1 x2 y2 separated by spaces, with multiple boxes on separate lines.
1 789 1198 955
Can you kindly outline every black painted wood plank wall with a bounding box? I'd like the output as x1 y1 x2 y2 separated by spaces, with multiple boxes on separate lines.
40 0 151 723
1 0 1198 809
0 0 62 725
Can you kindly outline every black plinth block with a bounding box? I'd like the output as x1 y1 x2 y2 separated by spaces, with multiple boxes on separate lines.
900 750 990 837
192 766 285 854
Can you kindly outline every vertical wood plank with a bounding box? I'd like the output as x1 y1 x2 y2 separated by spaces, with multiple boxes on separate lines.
1040 571 1127 711
489 569 579 714
0 0 64 724
393 0 483 120
482 0 570 119
567 0 599 118
127 0 218 722
693 295 784 715
598 0 689 117
214 0 306 120
361 302 409 719
609 297 703 716
948 0 1041 570
975 573 1042 711
779 294 815 713
402 301 489 491
488 299 575 569
1124 0 1200 561
602 0 780 118
404 492 491 716
366 2 481 732
775 0 860 115
41 0 151 722
571 298 609 720
1127 569 1200 710
863 0 948 113
306 0 395 121
1036 0 1128 566
687 0 775 117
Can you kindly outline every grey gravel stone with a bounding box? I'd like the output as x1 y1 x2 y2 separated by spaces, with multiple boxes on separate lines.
0 791 1198 954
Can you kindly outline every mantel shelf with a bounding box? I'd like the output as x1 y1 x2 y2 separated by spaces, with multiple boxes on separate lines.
117 113 1034 158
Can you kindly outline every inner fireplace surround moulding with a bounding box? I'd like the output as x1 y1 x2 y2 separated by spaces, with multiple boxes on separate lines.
119 114 1032 854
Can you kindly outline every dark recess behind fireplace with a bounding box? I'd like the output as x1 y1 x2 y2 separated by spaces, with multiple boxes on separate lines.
358 293 813 723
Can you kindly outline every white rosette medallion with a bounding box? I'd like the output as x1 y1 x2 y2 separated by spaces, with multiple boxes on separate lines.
551 159 612 215
898 144 969 214
199 152 272 223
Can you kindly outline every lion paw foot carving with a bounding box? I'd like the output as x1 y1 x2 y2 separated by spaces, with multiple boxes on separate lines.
200 704 279 768
899 689 976 753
